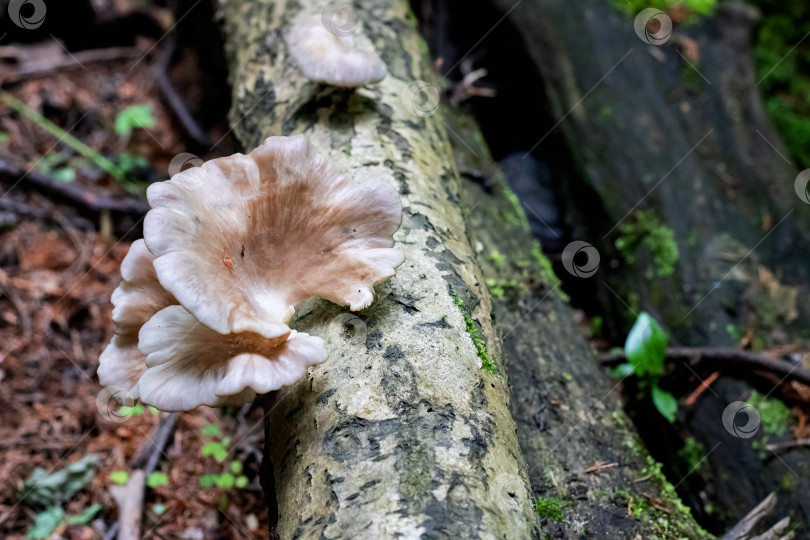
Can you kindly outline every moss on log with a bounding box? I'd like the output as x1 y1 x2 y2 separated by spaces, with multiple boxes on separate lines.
220 0 540 537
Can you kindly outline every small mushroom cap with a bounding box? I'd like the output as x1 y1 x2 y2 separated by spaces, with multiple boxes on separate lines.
137 306 327 412
144 134 404 338
286 17 387 87
98 240 176 401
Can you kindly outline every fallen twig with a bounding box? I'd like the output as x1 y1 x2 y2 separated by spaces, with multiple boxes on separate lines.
765 438 810 454
685 370 720 406
109 470 144 540
583 461 618 474
598 347 810 388
106 413 178 540
721 492 795 540
0 159 149 215
151 35 212 148
0 42 139 81
131 412 179 475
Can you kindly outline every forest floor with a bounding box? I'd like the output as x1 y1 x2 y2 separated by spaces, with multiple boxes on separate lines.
0 41 268 540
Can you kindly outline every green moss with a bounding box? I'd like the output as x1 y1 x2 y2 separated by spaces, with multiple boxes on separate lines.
747 391 792 437
502 186 530 232
485 277 520 300
615 211 679 279
450 288 497 374
610 486 710 539
680 62 706 92
618 437 711 539
531 242 563 291
489 249 507 268
611 410 627 427
535 497 566 523
752 0 810 169
675 437 706 477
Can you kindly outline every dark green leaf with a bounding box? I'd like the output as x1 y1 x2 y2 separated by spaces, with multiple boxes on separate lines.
652 385 678 423
624 312 668 376
609 363 636 378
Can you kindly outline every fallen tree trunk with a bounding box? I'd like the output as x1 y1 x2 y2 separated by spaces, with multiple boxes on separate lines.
220 0 709 538
444 108 708 538
476 0 810 533
486 0 810 347
220 0 541 537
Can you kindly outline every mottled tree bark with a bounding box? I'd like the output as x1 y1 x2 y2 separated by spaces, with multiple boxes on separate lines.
220 0 541 538
220 0 715 538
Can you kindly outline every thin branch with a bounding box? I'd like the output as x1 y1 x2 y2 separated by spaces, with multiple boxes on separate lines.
766 438 810 454
597 347 810 387
0 159 149 215
150 35 212 148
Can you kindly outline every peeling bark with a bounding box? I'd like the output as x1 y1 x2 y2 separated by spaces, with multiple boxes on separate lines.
221 0 540 537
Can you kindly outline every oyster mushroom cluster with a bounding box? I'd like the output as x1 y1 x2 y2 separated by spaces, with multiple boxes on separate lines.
99 135 404 412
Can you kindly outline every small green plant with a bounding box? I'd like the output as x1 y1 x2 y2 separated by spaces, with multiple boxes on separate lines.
19 455 103 539
109 470 129 485
0 91 126 181
116 152 149 175
115 104 156 137
36 151 78 183
199 424 249 492
611 312 678 422
616 211 679 279
147 472 169 488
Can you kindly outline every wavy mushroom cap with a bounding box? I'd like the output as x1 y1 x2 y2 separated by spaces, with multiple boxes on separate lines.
98 240 176 400
137 306 327 412
110 240 176 336
143 134 404 338
286 17 387 87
